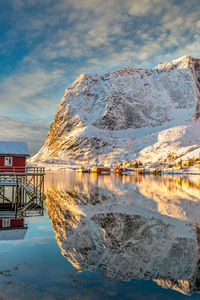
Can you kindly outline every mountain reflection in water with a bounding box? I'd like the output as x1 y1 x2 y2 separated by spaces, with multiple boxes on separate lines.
45 171 200 296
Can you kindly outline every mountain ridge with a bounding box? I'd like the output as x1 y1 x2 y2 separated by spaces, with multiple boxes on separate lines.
29 54 200 166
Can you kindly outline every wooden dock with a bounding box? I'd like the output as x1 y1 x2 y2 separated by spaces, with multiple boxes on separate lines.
0 166 45 217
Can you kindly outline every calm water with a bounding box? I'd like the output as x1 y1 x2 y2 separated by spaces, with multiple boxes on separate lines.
1 170 200 299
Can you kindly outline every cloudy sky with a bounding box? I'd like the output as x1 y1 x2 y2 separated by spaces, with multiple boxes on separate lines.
0 0 199 154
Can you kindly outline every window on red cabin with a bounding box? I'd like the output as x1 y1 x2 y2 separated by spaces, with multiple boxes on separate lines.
5 157 13 166
2 218 10 227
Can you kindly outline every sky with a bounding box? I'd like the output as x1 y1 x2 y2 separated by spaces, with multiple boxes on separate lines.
0 0 199 155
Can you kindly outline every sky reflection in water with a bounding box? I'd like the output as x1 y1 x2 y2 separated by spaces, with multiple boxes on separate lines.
0 170 200 299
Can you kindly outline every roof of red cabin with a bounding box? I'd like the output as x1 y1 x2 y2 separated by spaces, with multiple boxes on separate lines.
0 141 29 157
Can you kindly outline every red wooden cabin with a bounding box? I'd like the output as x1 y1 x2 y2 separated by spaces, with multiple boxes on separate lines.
114 167 127 174
0 141 29 173
0 218 24 228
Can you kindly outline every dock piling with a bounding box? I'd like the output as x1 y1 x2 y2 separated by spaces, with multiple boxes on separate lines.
0 166 45 217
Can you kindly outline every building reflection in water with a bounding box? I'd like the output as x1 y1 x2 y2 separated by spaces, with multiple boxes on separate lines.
45 171 200 296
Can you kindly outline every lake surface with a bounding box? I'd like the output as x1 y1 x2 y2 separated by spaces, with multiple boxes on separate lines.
1 170 200 299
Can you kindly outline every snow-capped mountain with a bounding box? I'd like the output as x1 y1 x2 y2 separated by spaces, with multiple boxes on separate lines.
29 54 200 166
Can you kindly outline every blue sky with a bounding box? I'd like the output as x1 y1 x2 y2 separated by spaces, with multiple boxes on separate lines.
0 0 199 154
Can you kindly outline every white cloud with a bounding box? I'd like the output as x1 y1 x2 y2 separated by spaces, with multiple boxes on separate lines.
125 0 160 16
0 68 65 118
0 116 49 155
196 20 200 29
25 0 199 70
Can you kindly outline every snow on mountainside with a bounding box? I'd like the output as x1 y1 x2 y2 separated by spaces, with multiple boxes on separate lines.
29 54 200 166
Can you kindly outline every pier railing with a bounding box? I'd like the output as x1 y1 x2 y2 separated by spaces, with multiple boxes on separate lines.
0 166 45 175
26 166 45 175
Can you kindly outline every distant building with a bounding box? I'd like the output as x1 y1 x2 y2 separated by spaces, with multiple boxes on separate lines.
0 141 29 173
181 161 191 167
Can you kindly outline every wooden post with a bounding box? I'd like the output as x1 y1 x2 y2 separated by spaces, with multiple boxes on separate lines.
18 178 21 215
15 177 18 219
39 173 42 204
25 173 27 204
22 187 25 206
2 186 4 204
12 186 15 208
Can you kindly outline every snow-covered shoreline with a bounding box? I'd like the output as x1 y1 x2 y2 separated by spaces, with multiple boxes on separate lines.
29 162 200 175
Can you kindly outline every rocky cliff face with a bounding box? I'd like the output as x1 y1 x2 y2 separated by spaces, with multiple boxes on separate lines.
29 54 200 166
155 54 200 119
45 171 200 295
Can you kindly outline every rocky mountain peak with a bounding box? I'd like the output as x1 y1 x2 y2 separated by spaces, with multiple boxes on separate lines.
155 54 200 69
29 54 200 166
